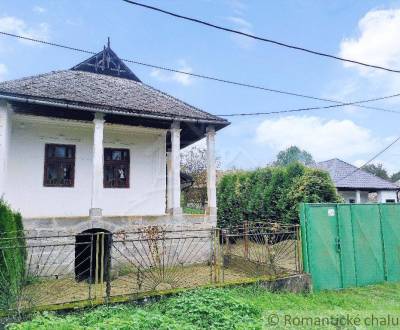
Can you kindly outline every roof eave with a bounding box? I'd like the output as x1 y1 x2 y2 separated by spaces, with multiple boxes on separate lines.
0 93 230 127
336 186 399 191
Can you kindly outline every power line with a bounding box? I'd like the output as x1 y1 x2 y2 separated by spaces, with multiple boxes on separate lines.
122 0 400 74
217 94 400 117
0 31 400 117
336 135 400 184
1 31 399 117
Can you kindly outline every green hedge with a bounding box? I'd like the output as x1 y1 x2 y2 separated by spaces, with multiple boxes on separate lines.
0 200 25 310
217 163 341 227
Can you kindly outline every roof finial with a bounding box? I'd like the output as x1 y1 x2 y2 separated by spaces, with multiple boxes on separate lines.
107 37 110 49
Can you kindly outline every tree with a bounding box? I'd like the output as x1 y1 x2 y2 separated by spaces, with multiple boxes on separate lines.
362 163 390 180
391 171 400 183
181 146 220 209
284 168 342 223
274 146 314 166
217 163 341 227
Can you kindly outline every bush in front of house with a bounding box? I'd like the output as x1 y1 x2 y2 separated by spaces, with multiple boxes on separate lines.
8 288 262 329
0 200 26 310
217 162 341 227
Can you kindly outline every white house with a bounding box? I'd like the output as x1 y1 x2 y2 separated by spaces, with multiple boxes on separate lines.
315 158 398 203
0 43 229 236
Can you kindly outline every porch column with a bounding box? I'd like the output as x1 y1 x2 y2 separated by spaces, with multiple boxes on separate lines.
166 151 173 211
355 190 361 204
90 113 105 217
0 102 11 196
168 121 182 215
206 126 217 216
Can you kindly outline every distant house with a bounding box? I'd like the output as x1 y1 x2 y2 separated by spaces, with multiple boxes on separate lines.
315 158 399 203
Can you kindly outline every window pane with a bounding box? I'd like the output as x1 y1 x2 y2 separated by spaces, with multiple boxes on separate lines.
112 150 122 161
46 164 58 184
104 165 115 187
44 144 75 187
61 164 73 185
54 146 67 158
117 165 128 185
103 148 130 188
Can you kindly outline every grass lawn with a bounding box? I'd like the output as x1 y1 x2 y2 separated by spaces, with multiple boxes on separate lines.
7 282 400 329
183 207 204 214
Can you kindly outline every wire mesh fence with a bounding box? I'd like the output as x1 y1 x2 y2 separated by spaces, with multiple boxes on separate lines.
0 223 301 315
220 222 301 281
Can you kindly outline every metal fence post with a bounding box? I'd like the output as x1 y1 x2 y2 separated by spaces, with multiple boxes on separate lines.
89 234 94 302
244 221 249 259
105 233 112 303
295 225 302 273
213 228 221 283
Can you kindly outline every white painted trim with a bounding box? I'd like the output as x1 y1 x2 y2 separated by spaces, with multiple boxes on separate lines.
13 113 92 128
13 113 168 136
91 114 105 216
0 103 12 195
169 122 182 215
206 126 217 215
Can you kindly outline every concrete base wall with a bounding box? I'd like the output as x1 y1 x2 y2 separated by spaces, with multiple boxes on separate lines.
23 214 216 277
23 214 216 236
258 273 311 293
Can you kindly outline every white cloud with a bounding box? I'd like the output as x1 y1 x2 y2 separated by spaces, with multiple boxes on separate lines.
150 59 193 86
0 64 7 81
33 6 46 14
325 8 400 107
0 16 49 44
255 116 383 160
339 8 400 75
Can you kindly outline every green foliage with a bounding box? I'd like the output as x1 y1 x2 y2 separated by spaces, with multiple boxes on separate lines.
9 283 400 330
183 207 204 215
362 163 390 180
284 169 342 223
156 289 261 329
391 171 400 183
217 163 341 227
0 200 26 310
274 146 314 166
9 289 261 330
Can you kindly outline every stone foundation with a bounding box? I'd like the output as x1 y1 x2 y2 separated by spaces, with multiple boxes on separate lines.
22 214 216 278
23 213 216 236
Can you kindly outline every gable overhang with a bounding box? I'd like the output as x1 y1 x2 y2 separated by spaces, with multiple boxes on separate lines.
0 94 230 149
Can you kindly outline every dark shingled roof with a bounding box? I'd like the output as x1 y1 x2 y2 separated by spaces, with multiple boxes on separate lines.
315 158 399 190
0 45 228 126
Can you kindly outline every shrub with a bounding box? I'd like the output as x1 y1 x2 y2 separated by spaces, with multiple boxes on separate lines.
157 288 261 329
0 200 26 310
8 289 262 329
217 163 341 226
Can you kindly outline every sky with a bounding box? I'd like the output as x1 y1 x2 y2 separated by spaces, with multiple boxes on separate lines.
1 1 400 173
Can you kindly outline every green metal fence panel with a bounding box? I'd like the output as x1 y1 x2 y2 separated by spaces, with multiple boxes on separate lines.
350 204 385 286
299 204 309 274
303 204 342 290
301 203 400 291
337 205 356 288
379 204 400 282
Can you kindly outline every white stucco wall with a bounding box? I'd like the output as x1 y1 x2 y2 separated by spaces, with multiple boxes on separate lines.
339 190 368 203
339 189 397 203
4 114 167 218
377 190 398 203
